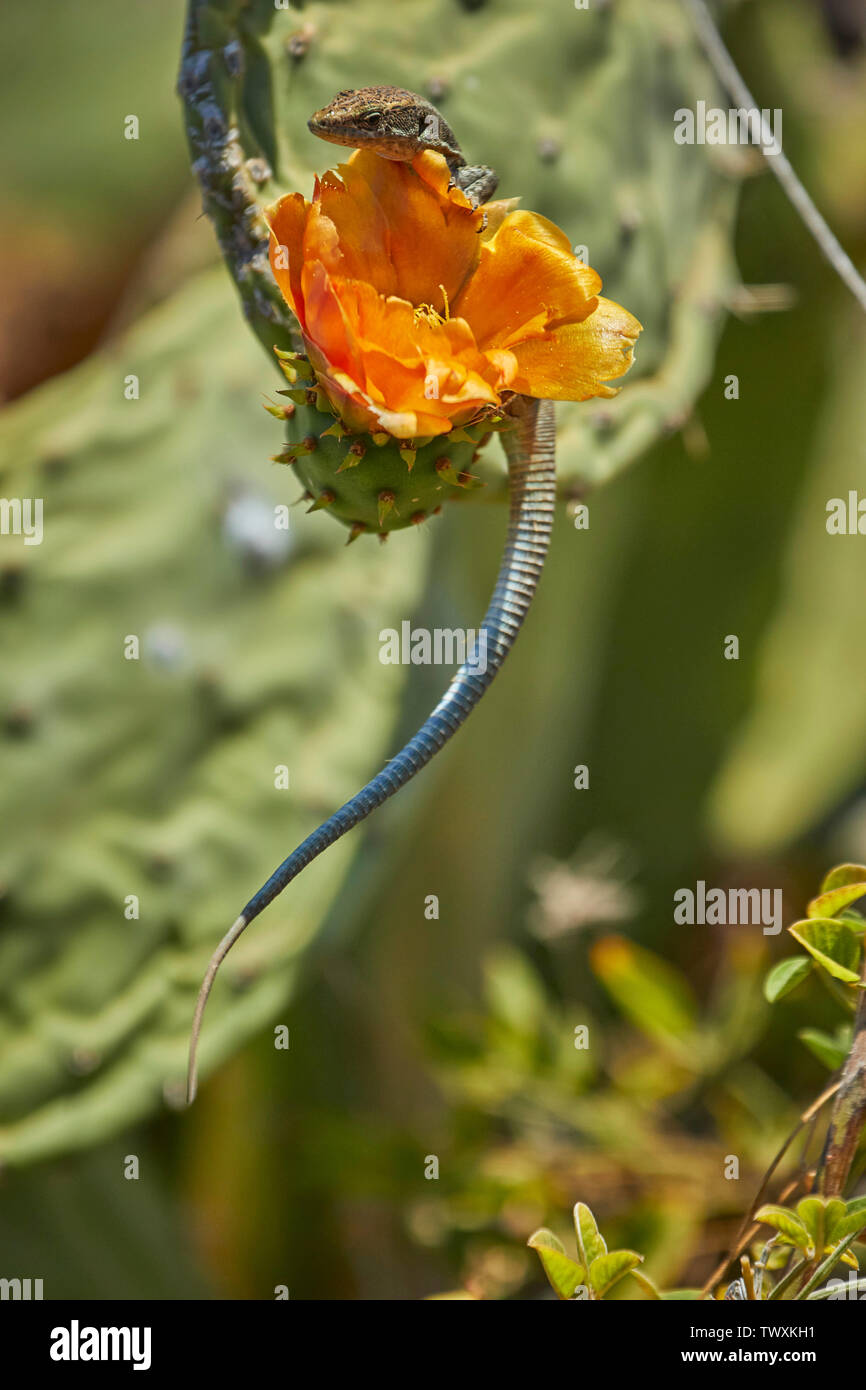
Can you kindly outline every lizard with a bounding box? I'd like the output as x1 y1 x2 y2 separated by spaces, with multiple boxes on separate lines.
186 88 556 1103
306 85 499 209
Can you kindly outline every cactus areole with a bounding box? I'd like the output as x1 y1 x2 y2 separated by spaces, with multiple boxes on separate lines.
187 88 641 1101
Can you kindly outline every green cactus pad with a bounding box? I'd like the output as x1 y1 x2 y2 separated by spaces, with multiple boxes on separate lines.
0 270 430 1167
180 0 739 512
0 0 744 1168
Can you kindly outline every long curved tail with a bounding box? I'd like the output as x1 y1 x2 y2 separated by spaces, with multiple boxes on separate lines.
187 396 556 1101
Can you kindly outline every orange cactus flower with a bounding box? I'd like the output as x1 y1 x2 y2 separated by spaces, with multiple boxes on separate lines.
266 149 641 440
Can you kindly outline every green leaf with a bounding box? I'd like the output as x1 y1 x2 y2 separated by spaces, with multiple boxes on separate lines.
574 1202 607 1270
629 1269 663 1299
763 956 812 1002
590 936 697 1046
831 1197 866 1243
795 1231 860 1300
821 864 866 894
798 1026 851 1071
755 1205 813 1253
527 1229 586 1300
807 884 866 921
483 948 548 1037
588 1249 643 1299
528 1226 567 1256
788 919 861 984
818 1197 852 1247
662 1289 702 1300
823 1199 848 1249
796 1197 841 1254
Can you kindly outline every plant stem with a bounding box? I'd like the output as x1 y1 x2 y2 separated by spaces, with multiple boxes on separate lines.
816 967 857 1014
795 1232 859 1300
178 0 300 361
818 956 866 1196
699 1081 839 1297
767 1256 809 1301
808 1276 866 1300
682 0 866 315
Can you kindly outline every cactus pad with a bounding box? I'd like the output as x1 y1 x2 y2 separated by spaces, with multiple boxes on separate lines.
0 0 741 1164
180 0 738 507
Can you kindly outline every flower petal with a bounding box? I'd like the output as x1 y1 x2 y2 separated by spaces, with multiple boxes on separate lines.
336 280 501 419
266 193 309 323
454 209 602 350
267 149 640 431
509 296 642 400
313 170 398 296
312 279 504 438
338 149 482 313
300 260 367 385
479 197 521 242
410 149 474 208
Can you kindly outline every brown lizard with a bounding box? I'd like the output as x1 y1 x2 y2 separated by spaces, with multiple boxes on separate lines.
308 85 499 208
187 88 554 1103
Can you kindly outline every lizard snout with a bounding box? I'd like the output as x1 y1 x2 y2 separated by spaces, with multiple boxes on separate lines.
307 107 357 146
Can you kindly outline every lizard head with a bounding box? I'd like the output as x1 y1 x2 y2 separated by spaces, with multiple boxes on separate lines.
308 86 458 163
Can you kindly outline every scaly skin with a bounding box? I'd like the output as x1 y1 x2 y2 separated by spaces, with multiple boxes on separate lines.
308 86 499 206
187 91 555 1103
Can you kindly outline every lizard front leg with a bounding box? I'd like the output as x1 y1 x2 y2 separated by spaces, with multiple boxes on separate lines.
451 162 499 208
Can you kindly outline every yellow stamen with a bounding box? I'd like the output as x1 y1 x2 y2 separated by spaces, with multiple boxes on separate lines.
413 302 444 326
413 284 451 328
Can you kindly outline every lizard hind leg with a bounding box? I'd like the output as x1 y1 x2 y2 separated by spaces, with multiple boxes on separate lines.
453 163 499 208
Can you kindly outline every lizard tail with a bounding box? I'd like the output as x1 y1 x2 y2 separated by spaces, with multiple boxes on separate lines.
186 396 556 1102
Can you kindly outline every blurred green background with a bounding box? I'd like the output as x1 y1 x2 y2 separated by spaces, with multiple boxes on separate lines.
1 0 866 1298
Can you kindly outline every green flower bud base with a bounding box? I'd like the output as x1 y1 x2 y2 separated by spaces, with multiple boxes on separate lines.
271 362 497 536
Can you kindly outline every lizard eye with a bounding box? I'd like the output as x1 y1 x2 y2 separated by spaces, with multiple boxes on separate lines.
359 110 382 127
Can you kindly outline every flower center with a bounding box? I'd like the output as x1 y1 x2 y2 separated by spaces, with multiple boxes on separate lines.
413 283 450 328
